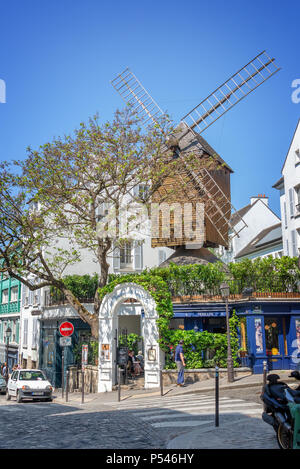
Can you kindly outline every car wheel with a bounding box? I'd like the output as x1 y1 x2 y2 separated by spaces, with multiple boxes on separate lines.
16 391 22 403
6 391 11 401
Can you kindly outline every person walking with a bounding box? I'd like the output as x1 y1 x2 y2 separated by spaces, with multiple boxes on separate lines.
175 340 186 387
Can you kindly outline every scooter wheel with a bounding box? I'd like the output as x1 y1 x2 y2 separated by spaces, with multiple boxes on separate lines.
276 423 293 449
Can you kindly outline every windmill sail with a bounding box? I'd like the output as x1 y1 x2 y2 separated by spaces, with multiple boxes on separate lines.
111 68 168 132
111 52 280 243
181 51 280 136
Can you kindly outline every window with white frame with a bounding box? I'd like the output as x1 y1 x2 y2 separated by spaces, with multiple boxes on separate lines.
120 241 133 268
10 286 18 302
1 289 8 304
295 148 300 165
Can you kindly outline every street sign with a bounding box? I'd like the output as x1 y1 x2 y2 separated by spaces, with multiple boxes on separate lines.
59 321 74 337
60 337 72 347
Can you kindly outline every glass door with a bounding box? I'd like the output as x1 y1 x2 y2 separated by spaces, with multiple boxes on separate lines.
264 317 283 370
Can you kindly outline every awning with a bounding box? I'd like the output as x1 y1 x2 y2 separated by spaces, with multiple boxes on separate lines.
173 311 226 318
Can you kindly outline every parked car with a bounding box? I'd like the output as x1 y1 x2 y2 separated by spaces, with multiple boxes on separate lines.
6 369 53 403
0 376 6 394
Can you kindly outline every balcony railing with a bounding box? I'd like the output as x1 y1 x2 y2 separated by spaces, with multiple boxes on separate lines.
0 300 21 314
44 291 94 307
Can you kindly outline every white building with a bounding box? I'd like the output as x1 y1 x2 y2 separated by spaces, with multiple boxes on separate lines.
273 119 300 257
217 194 282 263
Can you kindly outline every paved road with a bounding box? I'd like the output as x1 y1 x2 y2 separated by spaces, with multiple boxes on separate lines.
0 394 165 449
0 386 278 449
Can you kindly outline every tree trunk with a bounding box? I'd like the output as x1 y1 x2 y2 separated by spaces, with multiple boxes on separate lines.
61 286 99 339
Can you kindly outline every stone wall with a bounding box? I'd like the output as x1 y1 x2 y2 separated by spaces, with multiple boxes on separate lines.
67 366 252 393
68 365 98 393
162 368 252 386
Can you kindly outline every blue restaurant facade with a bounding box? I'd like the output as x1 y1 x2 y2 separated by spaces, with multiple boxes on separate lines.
171 299 300 373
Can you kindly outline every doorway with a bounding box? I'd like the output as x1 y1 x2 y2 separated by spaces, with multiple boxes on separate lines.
117 314 144 387
264 317 284 370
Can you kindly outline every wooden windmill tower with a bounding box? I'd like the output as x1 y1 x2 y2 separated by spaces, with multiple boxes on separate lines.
111 51 280 257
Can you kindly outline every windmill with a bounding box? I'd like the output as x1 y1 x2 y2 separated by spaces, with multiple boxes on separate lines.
111 51 280 255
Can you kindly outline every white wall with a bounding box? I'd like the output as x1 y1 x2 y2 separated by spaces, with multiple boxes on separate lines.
232 199 280 257
281 120 300 256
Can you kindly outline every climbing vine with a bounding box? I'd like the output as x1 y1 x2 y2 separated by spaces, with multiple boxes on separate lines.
98 273 173 351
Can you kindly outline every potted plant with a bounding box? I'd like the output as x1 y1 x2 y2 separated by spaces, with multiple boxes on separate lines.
238 348 248 358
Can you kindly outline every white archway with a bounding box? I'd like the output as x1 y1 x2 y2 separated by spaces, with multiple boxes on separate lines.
98 283 163 393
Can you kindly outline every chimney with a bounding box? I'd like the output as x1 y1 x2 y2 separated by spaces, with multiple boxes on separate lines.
250 194 269 206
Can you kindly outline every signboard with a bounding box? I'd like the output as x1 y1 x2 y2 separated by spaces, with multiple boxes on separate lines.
59 321 74 337
117 347 128 366
82 344 88 370
101 344 110 361
59 337 72 347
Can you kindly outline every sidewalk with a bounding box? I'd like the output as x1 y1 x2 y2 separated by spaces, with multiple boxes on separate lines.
52 369 296 406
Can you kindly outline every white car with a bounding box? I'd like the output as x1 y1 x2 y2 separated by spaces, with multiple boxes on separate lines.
6 369 53 403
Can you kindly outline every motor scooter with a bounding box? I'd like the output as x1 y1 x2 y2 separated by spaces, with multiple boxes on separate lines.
261 370 300 449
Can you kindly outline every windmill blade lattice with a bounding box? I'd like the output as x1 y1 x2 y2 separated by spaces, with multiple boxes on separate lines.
111 68 168 133
181 51 280 136
178 153 247 243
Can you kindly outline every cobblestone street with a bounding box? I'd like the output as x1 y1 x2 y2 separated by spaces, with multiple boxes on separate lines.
0 385 279 449
0 396 166 449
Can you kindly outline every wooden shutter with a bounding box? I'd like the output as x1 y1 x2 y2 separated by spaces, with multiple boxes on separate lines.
21 284 26 306
291 230 297 257
284 202 287 228
23 319 28 347
134 242 143 270
289 188 294 217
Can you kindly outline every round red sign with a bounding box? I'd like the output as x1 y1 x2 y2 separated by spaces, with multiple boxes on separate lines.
59 321 74 337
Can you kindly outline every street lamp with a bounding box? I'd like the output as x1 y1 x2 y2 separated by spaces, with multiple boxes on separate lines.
5 326 12 383
220 282 234 383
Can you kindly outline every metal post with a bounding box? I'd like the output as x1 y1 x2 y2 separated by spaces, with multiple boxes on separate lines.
5 337 9 384
225 298 234 383
118 367 121 402
160 369 163 396
61 346 65 398
65 370 69 403
215 366 219 427
81 370 84 404
263 360 267 387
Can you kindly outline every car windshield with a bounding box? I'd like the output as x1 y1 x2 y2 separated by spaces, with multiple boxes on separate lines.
19 371 46 381
0 377 5 384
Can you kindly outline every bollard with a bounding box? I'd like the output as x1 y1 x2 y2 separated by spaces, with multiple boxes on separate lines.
81 370 85 404
61 346 65 398
263 360 267 387
215 366 219 427
118 367 121 402
65 370 69 403
160 369 163 396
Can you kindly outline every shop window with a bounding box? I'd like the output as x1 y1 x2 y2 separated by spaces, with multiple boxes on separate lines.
265 318 280 356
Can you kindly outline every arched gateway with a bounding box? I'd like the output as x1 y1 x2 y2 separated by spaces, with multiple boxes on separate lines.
98 283 163 392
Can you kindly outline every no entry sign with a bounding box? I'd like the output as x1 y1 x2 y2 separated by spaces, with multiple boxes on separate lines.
59 321 74 337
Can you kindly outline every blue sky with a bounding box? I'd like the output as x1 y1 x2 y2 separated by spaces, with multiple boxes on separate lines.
0 0 299 216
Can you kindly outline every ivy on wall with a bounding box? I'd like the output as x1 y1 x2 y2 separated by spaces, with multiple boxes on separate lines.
98 273 173 351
